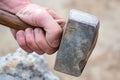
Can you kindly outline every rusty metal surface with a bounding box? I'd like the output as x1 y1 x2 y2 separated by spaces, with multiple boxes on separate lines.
54 9 99 77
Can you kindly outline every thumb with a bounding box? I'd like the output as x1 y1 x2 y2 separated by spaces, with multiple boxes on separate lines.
38 10 63 48
42 14 63 48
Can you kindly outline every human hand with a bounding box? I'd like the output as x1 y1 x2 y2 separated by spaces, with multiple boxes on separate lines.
11 4 65 54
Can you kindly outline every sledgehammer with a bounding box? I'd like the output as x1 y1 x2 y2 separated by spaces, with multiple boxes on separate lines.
0 9 99 77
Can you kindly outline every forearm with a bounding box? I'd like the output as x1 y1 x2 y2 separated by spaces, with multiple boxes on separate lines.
0 0 30 14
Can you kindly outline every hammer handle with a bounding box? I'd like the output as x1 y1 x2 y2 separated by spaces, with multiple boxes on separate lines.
0 10 35 30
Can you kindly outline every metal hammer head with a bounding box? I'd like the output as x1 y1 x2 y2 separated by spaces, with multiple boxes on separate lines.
54 9 99 77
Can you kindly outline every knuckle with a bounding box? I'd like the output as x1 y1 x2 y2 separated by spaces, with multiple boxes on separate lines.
36 51 44 55
19 43 26 49
19 43 26 48
37 9 47 17
47 52 54 55
34 10 48 26
39 52 45 55
25 50 33 53
47 51 55 55
46 49 57 55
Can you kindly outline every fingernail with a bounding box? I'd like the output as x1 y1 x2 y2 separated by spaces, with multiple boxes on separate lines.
34 28 40 33
26 28 32 34
51 39 60 48
17 30 24 37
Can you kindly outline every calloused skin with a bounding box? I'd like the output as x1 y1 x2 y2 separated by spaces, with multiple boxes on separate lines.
0 0 65 54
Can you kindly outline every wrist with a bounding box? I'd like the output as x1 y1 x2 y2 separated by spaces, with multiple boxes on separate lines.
0 0 30 14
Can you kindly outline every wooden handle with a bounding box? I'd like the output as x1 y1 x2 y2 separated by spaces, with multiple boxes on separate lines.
0 10 35 30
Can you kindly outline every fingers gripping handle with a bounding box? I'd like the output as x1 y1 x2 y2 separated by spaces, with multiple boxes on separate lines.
0 10 35 30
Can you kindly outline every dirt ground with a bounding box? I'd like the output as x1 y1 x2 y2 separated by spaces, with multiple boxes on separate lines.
0 0 120 80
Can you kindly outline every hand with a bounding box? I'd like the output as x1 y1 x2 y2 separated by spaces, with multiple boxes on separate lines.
11 4 65 54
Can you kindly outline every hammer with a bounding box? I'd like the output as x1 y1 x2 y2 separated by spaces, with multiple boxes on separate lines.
0 9 99 77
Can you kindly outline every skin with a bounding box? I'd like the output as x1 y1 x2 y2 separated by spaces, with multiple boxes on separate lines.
0 0 66 54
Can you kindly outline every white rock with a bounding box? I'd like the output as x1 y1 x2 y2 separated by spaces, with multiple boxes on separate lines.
0 48 59 80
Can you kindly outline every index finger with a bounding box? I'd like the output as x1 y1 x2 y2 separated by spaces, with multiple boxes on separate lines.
46 8 66 27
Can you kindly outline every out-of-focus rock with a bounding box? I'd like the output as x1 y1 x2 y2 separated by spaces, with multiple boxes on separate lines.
0 48 59 80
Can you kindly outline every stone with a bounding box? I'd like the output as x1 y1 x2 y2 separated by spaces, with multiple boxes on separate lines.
54 9 99 77
0 48 59 80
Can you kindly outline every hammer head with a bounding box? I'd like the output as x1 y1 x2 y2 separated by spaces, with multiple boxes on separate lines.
54 9 99 77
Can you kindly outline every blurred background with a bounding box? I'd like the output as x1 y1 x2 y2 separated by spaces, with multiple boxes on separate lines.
0 0 120 80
